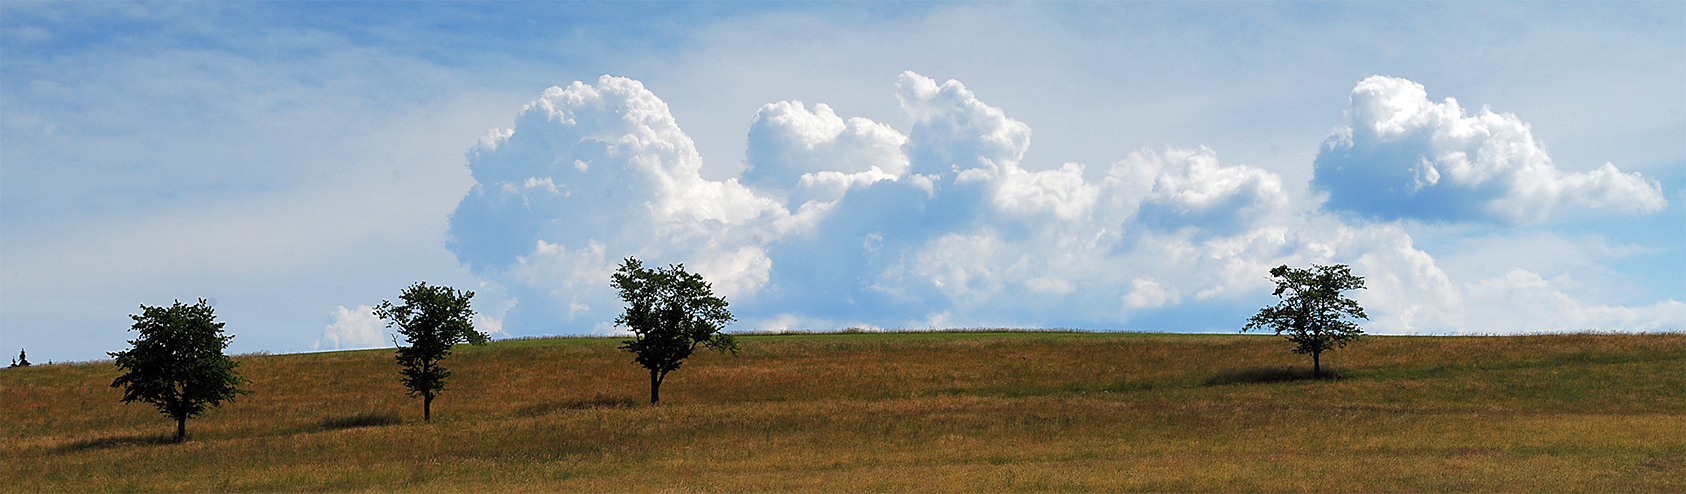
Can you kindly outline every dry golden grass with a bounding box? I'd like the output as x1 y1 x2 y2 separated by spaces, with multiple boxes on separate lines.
3 331 1683 492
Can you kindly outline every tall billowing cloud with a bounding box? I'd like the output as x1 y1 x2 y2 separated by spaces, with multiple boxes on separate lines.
738 72 1350 329
743 100 907 207
448 72 1681 336
447 76 790 333
1313 76 1666 223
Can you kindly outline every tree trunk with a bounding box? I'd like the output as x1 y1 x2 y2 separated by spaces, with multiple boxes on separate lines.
175 415 187 443
1312 351 1322 378
649 369 662 404
424 393 434 422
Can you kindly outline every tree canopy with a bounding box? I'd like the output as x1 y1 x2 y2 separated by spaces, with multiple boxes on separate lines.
613 257 737 404
1242 264 1368 377
109 299 248 442
376 282 488 422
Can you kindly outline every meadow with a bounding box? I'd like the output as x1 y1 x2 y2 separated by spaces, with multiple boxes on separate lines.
3 331 1683 492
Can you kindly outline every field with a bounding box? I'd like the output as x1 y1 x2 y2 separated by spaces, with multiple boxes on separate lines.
3 331 1684 492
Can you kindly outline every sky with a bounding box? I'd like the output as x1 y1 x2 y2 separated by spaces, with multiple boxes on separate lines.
3 2 1682 362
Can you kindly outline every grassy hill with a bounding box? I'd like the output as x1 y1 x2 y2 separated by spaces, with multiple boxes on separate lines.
3 331 1683 492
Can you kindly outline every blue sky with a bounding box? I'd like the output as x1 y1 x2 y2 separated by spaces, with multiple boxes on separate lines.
3 2 1681 362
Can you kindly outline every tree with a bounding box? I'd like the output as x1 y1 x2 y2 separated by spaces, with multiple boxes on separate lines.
8 348 28 368
376 282 487 422
109 300 248 442
612 257 738 404
1242 264 1368 377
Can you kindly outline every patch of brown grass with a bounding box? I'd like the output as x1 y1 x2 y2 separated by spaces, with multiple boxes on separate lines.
2 332 1682 492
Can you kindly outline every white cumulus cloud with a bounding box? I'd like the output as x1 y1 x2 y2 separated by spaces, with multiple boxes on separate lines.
1460 270 1686 333
898 71 1033 179
1313 75 1666 223
445 71 1680 337
744 100 909 206
316 305 385 350
449 75 789 333
1124 279 1179 309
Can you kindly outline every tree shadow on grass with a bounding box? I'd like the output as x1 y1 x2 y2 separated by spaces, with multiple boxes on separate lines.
517 395 641 417
319 412 403 431
57 433 176 452
1205 366 1344 386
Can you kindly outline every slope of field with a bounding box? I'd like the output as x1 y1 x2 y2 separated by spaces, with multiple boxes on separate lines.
3 331 1683 492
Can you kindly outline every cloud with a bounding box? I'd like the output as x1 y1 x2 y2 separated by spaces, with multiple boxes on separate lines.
898 70 1033 178
316 305 385 350
448 75 790 334
1124 279 1179 309
446 71 1681 337
1460 270 1685 333
1313 76 1666 223
474 313 506 337
9 3 1679 363
1118 146 1291 236
743 100 908 206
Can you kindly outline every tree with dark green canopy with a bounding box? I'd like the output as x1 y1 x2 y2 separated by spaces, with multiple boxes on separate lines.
612 257 737 404
376 282 487 422
1243 264 1368 377
109 299 248 442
